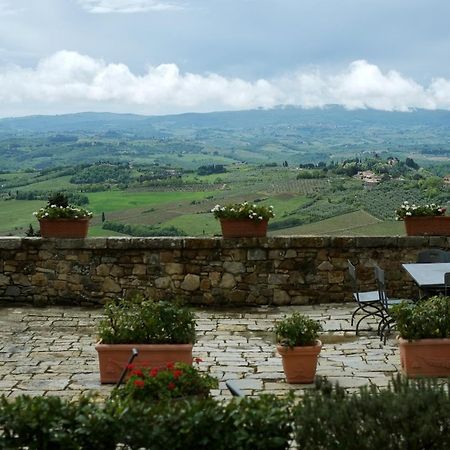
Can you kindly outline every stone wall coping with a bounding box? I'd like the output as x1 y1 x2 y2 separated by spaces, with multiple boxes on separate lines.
0 235 447 250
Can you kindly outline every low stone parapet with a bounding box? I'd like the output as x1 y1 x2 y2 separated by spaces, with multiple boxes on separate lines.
0 236 447 306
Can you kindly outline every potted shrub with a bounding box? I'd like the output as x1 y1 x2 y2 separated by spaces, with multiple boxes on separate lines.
95 293 196 384
391 295 450 377
34 192 93 238
395 201 450 236
115 359 218 402
275 313 322 383
211 201 275 237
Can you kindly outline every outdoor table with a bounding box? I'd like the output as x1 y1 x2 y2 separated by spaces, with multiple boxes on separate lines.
402 262 450 296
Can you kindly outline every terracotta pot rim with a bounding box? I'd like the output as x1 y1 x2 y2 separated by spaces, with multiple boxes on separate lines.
39 217 91 222
219 218 269 222
95 342 194 349
398 336 450 345
276 339 322 351
404 216 448 219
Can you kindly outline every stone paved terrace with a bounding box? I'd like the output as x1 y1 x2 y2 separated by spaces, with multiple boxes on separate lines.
0 303 401 399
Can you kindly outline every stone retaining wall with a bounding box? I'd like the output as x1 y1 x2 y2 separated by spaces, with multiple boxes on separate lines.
0 236 448 306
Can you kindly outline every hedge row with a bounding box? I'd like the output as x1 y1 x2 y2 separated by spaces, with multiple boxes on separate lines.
0 376 449 450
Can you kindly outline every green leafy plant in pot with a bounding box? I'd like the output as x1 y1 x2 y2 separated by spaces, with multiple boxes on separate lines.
391 295 450 377
275 313 322 383
95 293 196 383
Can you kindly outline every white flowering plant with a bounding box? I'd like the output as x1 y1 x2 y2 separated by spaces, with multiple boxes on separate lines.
211 201 275 221
33 192 93 220
395 201 446 220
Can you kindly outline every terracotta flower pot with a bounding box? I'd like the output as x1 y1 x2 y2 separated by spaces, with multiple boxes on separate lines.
220 219 268 238
95 342 194 384
277 340 322 384
404 216 450 236
39 218 90 238
398 337 450 377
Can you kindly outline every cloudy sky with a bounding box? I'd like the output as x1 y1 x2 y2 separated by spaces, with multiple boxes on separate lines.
0 0 450 117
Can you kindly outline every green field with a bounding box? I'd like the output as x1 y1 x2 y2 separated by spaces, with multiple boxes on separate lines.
0 153 447 238
0 200 43 234
87 190 218 214
271 211 405 236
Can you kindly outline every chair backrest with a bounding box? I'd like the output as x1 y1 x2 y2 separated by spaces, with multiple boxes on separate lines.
373 265 388 309
347 260 360 301
445 272 450 297
417 249 450 263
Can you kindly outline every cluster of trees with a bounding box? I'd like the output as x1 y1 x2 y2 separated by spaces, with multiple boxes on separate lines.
102 221 186 237
70 163 132 185
14 191 89 205
295 156 423 179
197 164 227 176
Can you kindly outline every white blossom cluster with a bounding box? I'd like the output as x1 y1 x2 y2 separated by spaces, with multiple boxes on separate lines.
395 201 446 220
211 202 275 221
33 204 93 220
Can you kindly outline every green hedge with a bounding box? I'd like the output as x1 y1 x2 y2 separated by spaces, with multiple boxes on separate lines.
294 376 450 450
0 394 292 450
0 377 449 449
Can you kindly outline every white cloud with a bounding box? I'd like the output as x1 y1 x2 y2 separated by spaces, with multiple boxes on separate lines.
77 0 181 13
0 0 23 16
0 50 449 116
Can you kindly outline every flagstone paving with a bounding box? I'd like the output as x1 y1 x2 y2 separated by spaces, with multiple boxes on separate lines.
0 303 400 400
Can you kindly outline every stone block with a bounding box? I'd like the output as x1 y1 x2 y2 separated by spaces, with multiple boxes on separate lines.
318 261 334 271
273 289 291 305
154 277 173 289
183 238 219 249
200 278 211 291
220 273 236 289
209 271 222 287
96 264 111 276
132 265 147 276
223 261 245 274
164 263 184 275
181 274 200 291
247 248 267 261
102 278 121 293
285 249 297 258
0 238 22 249
268 274 289 285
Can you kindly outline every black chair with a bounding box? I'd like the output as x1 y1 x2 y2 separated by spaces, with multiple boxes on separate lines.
348 260 384 334
417 249 450 263
445 272 450 296
374 265 411 344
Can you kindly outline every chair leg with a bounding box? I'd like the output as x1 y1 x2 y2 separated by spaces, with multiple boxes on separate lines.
355 308 384 334
380 318 395 344
351 306 361 326
355 312 374 334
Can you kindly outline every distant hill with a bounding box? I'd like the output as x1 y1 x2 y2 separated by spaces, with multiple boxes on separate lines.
1 106 450 134
1 107 450 171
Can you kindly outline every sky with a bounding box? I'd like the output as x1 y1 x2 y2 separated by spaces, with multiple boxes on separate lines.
1 0 450 117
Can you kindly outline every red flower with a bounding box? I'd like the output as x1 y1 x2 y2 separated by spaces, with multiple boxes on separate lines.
131 369 143 377
134 379 145 388
167 382 176 391
194 357 203 363
166 362 175 369
126 363 135 370
173 370 183 378
150 367 159 377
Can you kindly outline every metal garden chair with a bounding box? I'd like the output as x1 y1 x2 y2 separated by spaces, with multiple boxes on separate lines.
348 260 384 334
374 265 412 344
